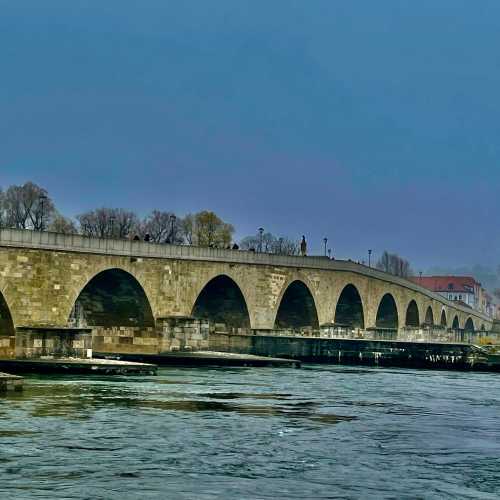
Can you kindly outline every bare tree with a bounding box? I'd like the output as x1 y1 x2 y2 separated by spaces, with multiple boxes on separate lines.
48 214 77 234
1 182 55 230
240 232 298 255
114 209 139 238
270 237 298 256
140 210 183 243
77 208 139 238
376 251 413 278
240 235 260 251
181 214 195 245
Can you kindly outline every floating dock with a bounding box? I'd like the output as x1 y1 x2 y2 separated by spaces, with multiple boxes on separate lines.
0 358 157 376
0 372 23 392
95 351 301 368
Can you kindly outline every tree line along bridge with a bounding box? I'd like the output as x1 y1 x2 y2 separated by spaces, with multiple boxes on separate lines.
0 228 493 358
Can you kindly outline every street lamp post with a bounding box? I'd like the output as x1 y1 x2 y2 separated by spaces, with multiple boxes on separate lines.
278 237 284 254
328 248 332 259
169 215 177 244
258 227 264 252
323 237 328 257
368 249 372 267
110 216 116 238
39 194 47 231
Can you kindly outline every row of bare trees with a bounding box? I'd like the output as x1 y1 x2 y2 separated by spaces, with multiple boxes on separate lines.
0 182 237 249
376 251 414 278
76 208 234 247
0 182 416 263
239 231 298 256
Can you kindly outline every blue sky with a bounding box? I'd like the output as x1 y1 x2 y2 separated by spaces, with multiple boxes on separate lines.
1 1 499 270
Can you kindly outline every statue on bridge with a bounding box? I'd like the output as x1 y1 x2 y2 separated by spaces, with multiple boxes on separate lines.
300 236 307 257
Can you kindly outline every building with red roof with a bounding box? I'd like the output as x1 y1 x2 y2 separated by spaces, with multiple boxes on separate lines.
410 276 482 311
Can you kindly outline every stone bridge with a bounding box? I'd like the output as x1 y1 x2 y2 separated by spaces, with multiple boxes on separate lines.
0 228 493 358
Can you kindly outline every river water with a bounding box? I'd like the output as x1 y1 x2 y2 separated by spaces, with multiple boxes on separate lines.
1 365 500 499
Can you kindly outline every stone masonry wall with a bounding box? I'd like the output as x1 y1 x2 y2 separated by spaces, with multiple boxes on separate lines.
157 317 210 352
15 327 92 359
92 318 210 355
92 326 158 354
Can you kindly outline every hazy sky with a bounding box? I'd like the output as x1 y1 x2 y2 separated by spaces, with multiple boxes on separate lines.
1 1 499 270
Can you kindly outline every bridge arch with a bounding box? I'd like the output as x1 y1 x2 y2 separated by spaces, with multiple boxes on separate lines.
405 300 420 327
452 315 460 330
334 284 365 329
464 317 475 333
440 309 447 328
0 290 15 336
68 268 155 328
375 293 398 330
424 306 434 327
274 280 319 330
191 274 250 329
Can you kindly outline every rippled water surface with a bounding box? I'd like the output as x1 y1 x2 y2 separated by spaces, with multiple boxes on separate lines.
1 365 500 499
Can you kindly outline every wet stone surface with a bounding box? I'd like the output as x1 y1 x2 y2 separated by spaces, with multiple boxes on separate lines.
0 366 500 499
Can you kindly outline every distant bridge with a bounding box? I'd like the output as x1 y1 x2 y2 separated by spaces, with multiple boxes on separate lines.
0 228 492 357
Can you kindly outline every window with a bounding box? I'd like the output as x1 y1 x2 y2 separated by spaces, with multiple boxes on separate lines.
448 294 452 300
448 283 454 290
459 295 462 300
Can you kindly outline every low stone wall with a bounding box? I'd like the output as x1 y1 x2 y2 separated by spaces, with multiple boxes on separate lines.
210 331 253 353
239 327 500 345
92 326 158 354
16 327 92 358
92 317 210 355
157 317 209 352
210 333 490 370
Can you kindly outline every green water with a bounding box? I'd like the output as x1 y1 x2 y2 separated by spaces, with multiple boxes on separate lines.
1 365 499 499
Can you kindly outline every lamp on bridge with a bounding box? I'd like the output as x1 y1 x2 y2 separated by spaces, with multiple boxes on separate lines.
258 227 264 252
368 249 372 267
323 237 328 257
169 214 177 244
109 216 116 238
39 194 47 232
